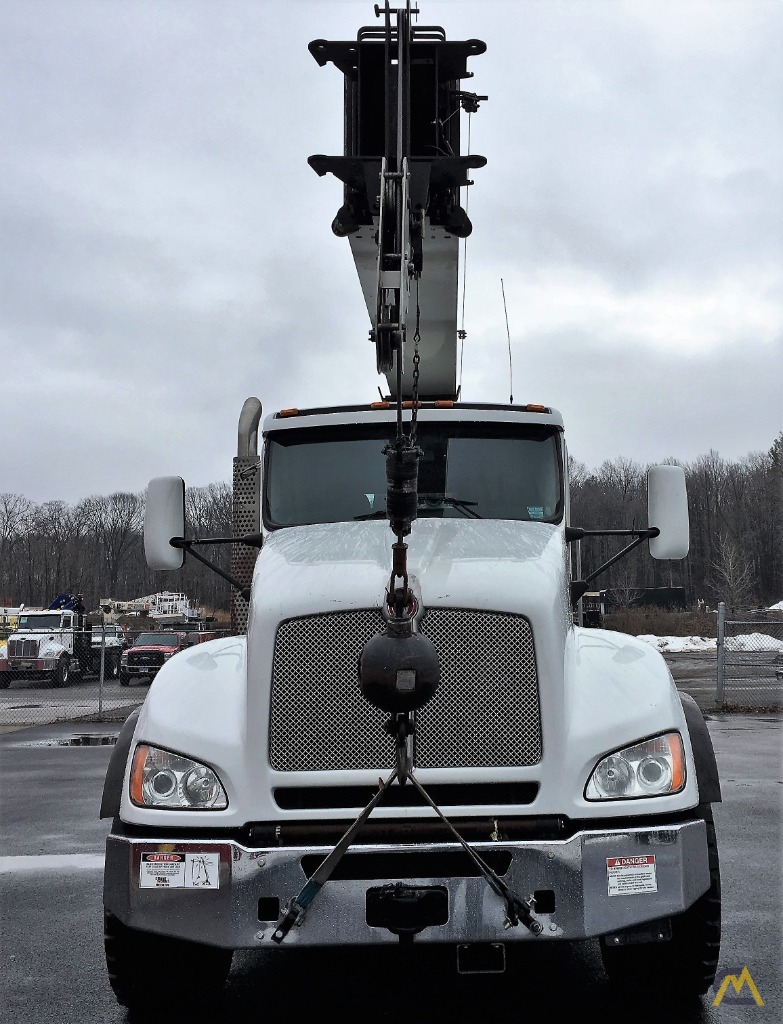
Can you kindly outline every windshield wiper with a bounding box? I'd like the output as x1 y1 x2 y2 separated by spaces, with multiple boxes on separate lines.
356 497 482 521
418 495 482 519
354 509 388 521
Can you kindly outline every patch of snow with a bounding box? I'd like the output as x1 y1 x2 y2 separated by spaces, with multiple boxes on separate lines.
768 600 783 611
637 635 716 653
636 633 783 653
724 633 783 653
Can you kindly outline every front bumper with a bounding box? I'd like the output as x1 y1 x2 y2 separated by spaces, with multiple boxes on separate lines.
123 664 160 677
104 819 709 949
8 658 54 672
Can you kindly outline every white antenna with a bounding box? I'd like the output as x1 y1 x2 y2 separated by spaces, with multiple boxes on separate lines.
501 278 513 404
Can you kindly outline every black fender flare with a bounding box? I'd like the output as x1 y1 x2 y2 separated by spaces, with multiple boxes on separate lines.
679 692 721 804
100 708 141 819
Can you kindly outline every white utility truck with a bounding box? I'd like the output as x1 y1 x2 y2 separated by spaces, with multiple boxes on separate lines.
100 4 720 1010
0 603 123 688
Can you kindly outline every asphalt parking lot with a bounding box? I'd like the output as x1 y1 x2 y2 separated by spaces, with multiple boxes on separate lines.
0 710 780 1023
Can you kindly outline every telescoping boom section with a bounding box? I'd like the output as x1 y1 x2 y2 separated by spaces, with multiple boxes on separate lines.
308 9 486 399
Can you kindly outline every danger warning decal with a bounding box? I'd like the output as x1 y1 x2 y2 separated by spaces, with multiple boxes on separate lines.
139 852 220 889
606 855 657 896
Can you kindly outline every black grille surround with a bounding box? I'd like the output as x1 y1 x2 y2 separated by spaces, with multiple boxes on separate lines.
128 651 166 668
269 607 542 772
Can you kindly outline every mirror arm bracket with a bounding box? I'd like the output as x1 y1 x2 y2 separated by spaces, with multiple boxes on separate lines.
569 527 660 606
565 526 659 543
169 537 252 602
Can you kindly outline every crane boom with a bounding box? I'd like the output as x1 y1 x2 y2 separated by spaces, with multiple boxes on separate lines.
308 3 486 399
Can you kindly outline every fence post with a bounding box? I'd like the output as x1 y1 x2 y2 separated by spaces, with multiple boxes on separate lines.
98 615 106 722
716 601 726 705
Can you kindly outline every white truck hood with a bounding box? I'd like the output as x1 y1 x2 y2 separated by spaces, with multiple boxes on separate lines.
5 632 67 658
127 516 699 826
249 518 568 625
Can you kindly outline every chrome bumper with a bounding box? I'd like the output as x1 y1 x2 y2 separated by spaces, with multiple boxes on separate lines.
104 820 709 949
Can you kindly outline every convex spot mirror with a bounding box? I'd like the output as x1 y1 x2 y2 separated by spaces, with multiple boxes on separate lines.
647 466 689 560
144 476 185 570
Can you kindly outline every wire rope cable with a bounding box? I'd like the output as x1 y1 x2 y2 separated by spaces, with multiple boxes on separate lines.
458 112 472 396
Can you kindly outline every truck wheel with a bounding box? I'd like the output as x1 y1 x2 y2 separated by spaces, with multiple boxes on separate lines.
50 656 70 688
119 671 131 687
600 807 721 996
105 652 121 680
104 910 232 1009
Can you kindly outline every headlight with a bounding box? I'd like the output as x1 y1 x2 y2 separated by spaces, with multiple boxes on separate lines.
130 744 228 810
585 733 685 800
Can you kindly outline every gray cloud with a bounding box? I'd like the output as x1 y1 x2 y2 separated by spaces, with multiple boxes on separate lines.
2 0 780 503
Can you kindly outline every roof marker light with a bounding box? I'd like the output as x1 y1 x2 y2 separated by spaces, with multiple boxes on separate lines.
278 408 300 417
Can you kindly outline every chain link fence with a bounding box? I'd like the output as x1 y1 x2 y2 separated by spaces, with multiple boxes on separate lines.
717 604 783 710
0 628 232 731
3 603 782 731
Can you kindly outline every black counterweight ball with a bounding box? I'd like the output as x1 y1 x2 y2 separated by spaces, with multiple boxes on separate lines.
359 618 440 714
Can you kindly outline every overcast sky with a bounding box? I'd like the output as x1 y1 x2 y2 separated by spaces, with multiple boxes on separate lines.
3 0 781 504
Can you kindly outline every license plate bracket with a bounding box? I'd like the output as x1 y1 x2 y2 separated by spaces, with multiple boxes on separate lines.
366 883 448 936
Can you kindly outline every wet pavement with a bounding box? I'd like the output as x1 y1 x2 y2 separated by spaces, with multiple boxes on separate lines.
0 713 780 1023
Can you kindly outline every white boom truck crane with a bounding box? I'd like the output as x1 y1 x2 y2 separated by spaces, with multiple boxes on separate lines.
100 3 721 1010
0 596 123 688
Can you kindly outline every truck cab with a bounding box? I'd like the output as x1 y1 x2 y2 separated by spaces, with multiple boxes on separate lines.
101 396 720 1008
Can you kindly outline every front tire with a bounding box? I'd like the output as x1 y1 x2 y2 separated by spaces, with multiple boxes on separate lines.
104 651 121 680
600 807 721 996
50 656 70 688
104 910 232 1009
119 671 131 687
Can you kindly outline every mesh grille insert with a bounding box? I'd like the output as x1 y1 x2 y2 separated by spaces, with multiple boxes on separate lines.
269 608 542 772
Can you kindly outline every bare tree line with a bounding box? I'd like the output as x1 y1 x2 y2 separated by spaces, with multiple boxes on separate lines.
0 484 232 615
569 434 782 612
1 436 780 615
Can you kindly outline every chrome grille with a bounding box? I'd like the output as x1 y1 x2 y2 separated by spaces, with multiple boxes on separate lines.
270 609 391 771
9 638 38 658
269 608 542 772
417 608 542 768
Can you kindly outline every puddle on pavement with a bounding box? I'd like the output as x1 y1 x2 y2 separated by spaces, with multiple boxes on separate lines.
15 734 118 747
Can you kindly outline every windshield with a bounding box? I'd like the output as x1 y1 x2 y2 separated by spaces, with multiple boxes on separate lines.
265 422 563 527
134 633 180 647
17 613 63 630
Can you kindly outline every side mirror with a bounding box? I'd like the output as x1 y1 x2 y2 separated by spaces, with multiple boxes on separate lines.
647 466 689 560
144 476 186 570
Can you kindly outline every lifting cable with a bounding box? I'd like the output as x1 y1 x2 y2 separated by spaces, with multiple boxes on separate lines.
458 110 472 396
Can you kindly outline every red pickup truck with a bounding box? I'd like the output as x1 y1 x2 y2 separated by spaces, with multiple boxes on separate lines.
119 631 191 686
